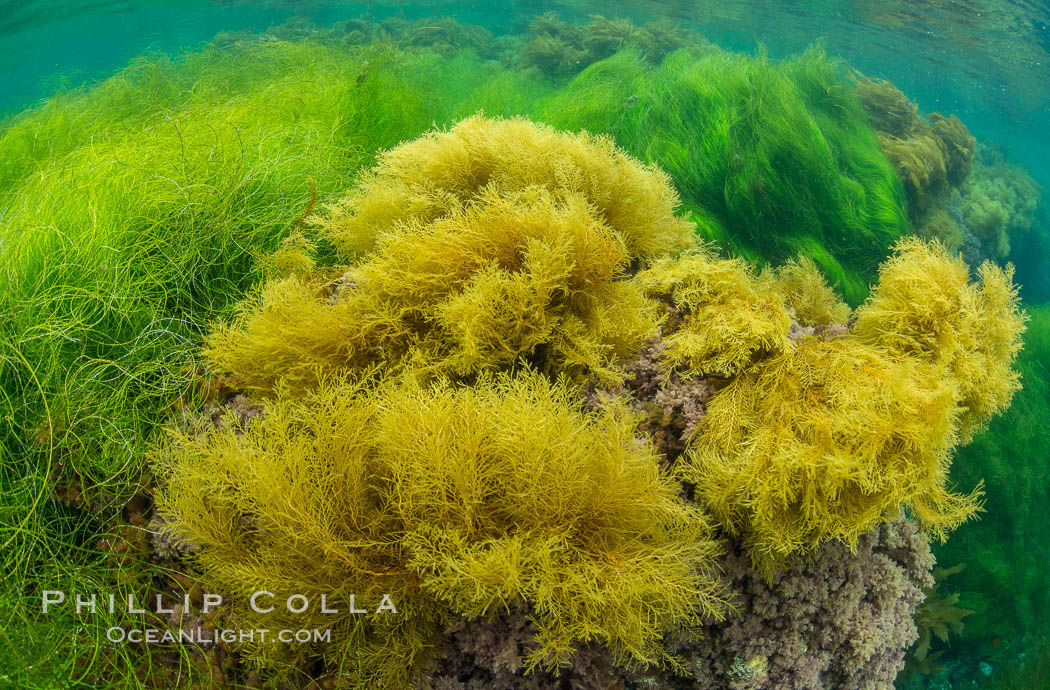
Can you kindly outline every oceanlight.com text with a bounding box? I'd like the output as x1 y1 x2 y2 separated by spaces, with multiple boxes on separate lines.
105 627 332 645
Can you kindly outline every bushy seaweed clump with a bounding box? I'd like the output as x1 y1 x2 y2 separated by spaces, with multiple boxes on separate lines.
153 373 726 685
537 46 909 304
689 334 967 575
758 255 853 327
853 239 1026 442
206 115 695 394
634 252 851 381
519 12 702 77
636 248 793 378
153 115 727 687
855 76 1049 301
854 77 977 249
669 238 1024 574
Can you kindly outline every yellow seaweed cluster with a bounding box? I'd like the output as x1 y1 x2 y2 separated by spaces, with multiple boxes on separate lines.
153 373 725 683
758 255 853 327
637 248 792 378
206 115 694 393
854 238 1026 442
634 251 852 381
156 116 1028 684
680 238 1025 574
320 113 695 262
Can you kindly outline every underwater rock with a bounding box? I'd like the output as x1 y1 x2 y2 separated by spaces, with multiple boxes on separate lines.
424 612 623 690
654 519 936 690
583 333 725 464
421 519 934 690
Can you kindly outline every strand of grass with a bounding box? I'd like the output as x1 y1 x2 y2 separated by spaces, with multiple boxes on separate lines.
0 36 564 687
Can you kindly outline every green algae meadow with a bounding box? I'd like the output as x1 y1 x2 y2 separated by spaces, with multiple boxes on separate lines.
1 4 1049 689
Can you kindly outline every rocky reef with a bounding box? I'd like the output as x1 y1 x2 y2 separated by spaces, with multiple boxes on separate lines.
147 117 1025 688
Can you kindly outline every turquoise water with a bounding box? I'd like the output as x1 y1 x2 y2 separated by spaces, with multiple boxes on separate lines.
3 1 1047 187
1 2 1048 689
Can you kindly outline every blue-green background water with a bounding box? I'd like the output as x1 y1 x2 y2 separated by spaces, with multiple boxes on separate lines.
2 0 1048 190
2 2 1049 688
